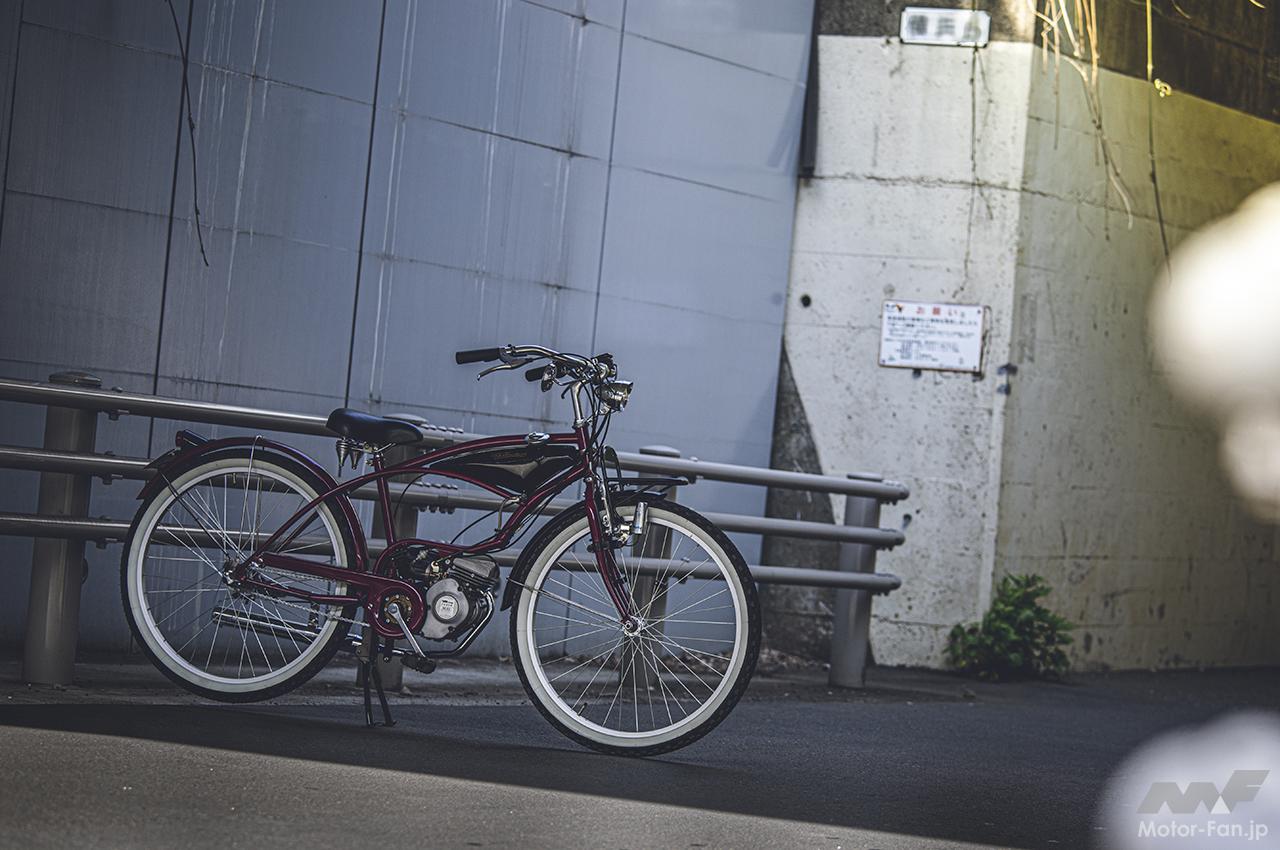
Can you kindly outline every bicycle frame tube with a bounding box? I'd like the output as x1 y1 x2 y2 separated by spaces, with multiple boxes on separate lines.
235 423 636 624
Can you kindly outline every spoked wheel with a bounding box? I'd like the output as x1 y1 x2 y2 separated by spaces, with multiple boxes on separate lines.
511 498 760 756
121 449 358 701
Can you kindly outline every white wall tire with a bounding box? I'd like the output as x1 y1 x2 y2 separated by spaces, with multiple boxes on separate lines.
121 451 357 702
510 498 761 756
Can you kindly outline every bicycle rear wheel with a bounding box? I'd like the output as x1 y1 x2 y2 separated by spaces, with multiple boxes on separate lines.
510 498 760 756
121 449 358 701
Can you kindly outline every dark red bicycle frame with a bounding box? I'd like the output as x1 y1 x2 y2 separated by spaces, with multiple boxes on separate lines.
233 424 634 639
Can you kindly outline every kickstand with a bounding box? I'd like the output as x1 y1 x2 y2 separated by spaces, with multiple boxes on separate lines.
359 655 375 727
358 634 396 728
370 647 396 728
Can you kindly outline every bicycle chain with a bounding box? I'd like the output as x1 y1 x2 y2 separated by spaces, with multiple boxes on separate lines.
233 577 366 631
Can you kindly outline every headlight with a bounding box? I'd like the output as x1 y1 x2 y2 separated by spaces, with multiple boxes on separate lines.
596 380 633 411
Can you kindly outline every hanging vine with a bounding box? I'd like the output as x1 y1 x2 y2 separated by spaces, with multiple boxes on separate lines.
1024 0 1268 242
1026 0 1133 227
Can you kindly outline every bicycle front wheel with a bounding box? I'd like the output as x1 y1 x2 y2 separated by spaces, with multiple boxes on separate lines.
510 498 760 756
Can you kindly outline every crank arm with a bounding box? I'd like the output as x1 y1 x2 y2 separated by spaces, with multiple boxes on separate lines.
386 602 427 658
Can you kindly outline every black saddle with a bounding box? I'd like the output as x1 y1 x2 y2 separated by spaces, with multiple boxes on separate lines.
325 408 422 446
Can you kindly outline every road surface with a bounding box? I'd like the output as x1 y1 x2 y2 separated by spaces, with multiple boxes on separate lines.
0 660 1274 849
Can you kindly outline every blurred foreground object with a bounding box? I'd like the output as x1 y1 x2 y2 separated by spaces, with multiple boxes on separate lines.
1101 712 1280 849
1150 184 1280 519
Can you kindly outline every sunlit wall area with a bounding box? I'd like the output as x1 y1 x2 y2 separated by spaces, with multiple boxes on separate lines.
772 0 1280 669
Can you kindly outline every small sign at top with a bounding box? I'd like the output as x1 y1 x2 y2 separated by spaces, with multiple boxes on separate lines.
900 7 991 47
880 300 987 373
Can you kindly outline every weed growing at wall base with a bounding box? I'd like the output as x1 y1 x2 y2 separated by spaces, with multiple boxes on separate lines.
945 574 1073 681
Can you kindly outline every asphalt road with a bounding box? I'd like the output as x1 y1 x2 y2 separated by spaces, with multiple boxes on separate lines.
0 663 1276 850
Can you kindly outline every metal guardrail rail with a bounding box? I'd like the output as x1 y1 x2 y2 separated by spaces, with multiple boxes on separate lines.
0 443 904 548
0 376 912 502
0 372 910 690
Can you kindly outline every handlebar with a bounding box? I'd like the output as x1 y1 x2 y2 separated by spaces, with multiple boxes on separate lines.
454 344 607 380
454 347 503 365
454 344 631 413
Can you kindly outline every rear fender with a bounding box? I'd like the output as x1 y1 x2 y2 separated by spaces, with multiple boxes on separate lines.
138 432 368 570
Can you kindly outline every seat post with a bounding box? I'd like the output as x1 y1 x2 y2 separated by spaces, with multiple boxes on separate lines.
371 451 397 543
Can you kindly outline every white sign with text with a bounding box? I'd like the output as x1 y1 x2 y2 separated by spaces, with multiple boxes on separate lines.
879 300 986 373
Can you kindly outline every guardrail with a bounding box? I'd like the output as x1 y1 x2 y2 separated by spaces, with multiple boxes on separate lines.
0 371 909 690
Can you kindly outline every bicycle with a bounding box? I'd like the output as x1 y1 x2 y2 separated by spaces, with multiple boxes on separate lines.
121 344 761 756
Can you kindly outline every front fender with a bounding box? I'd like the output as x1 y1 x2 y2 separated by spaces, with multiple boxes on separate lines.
138 432 368 570
500 492 658 611
501 499 589 611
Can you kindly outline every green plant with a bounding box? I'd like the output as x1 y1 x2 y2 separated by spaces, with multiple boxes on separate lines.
946 574 1074 681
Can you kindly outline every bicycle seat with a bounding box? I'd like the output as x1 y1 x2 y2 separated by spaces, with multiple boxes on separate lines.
325 408 422 446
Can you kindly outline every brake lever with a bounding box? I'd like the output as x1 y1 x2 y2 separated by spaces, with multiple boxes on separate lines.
477 357 532 380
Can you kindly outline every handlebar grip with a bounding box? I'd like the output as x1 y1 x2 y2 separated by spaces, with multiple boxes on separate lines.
455 347 502 365
525 366 547 383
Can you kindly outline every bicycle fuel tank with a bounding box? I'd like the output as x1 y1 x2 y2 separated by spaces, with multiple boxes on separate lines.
427 442 579 496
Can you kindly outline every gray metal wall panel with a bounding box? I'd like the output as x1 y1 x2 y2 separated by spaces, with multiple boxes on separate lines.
378 0 503 131
0 0 815 655
625 0 811 79
347 259 598 424
377 1 620 159
591 294 782 452
583 0 623 28
7 25 180 216
358 113 605 293
0 0 21 208
492 2 616 157
600 167 793 325
171 68 370 247
611 33 805 202
0 194 168 377
189 0 382 103
158 229 359 398
23 0 188 56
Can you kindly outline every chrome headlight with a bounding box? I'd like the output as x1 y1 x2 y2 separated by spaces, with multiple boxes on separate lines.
597 380 633 412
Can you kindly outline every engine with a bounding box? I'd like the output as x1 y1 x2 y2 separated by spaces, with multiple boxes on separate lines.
416 556 499 642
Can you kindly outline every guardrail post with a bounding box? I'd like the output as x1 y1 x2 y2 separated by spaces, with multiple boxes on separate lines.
22 371 101 685
357 417 427 691
829 474 883 689
624 445 680 692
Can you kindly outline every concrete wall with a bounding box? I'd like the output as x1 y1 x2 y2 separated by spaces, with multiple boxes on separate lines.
0 0 813 655
777 11 1280 668
997 62 1280 670
777 35 1032 664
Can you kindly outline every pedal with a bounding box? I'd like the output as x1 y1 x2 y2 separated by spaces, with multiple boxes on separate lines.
403 654 437 675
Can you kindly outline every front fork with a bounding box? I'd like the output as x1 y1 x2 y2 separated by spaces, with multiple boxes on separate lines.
584 473 639 627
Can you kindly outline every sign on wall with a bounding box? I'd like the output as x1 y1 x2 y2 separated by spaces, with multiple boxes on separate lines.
879 301 987 373
899 7 991 47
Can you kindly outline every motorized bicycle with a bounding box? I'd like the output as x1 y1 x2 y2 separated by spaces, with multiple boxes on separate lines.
121 344 761 756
